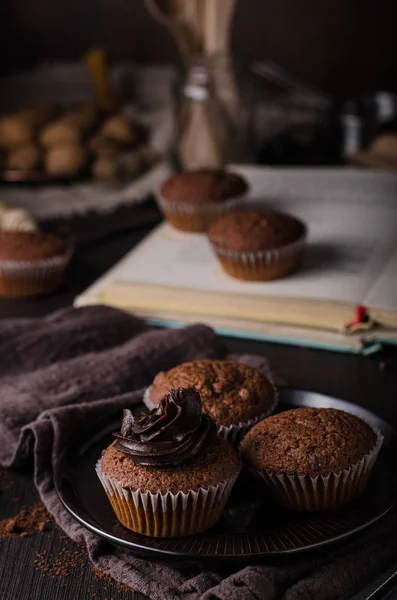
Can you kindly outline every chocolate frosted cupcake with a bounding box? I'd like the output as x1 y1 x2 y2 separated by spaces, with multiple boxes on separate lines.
157 169 248 232
0 231 71 297
144 360 277 445
208 209 307 281
97 388 241 538
241 408 383 511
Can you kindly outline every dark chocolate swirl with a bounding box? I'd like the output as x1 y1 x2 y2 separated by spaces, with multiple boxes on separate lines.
113 387 217 467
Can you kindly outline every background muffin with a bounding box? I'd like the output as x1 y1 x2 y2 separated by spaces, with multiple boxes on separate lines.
0 230 71 297
241 407 383 511
157 168 248 232
44 143 87 177
145 359 277 444
208 209 307 281
98 388 241 538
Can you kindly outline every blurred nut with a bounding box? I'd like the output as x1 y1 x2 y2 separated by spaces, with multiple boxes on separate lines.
40 120 81 148
100 115 138 146
0 116 34 149
45 143 87 177
92 157 121 182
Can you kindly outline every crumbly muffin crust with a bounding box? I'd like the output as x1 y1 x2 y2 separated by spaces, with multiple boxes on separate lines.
241 407 377 477
0 231 68 261
160 169 248 205
149 360 275 426
101 438 241 494
208 209 306 252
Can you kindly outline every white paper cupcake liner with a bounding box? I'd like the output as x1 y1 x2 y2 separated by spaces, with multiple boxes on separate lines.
254 427 383 511
155 191 246 232
210 233 307 281
143 385 278 447
0 249 72 298
96 458 239 538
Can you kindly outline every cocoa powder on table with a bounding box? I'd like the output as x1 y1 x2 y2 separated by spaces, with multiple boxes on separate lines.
0 502 53 539
35 546 134 594
0 491 132 595
34 547 86 580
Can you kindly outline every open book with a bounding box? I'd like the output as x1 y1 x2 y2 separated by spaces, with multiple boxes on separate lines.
75 166 397 354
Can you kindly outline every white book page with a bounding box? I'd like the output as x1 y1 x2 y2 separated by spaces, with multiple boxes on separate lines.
115 167 397 307
364 248 397 310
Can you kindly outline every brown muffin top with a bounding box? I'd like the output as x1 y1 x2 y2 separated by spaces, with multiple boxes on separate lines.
101 438 241 494
149 360 275 426
160 169 248 205
241 408 377 477
0 231 68 261
208 209 306 252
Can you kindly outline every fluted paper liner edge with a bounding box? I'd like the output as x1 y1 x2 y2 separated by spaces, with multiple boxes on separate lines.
0 250 72 297
254 427 383 511
96 458 239 537
155 191 247 232
210 234 307 281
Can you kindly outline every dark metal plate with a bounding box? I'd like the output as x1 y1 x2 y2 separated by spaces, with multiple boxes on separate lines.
55 389 397 559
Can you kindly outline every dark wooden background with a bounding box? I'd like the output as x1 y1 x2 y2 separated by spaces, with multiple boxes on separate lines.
1 0 397 96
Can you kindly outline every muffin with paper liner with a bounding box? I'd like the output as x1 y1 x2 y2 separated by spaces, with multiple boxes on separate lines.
144 360 277 446
240 407 383 511
0 230 71 298
97 387 241 538
208 209 307 281
157 168 248 232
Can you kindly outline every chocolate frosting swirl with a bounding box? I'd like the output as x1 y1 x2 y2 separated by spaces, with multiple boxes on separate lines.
113 387 217 467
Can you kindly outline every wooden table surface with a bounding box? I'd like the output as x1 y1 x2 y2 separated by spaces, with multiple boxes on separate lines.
0 204 396 600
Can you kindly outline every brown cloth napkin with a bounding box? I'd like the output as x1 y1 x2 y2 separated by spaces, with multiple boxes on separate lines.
0 304 396 600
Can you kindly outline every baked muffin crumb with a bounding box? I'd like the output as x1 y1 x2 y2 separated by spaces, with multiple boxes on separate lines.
209 209 306 252
150 359 275 426
101 438 240 494
241 407 377 477
0 231 67 261
160 169 248 205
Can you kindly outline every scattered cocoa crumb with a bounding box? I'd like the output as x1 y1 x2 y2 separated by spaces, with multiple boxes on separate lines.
34 547 87 580
34 542 133 596
0 503 53 539
92 565 133 593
